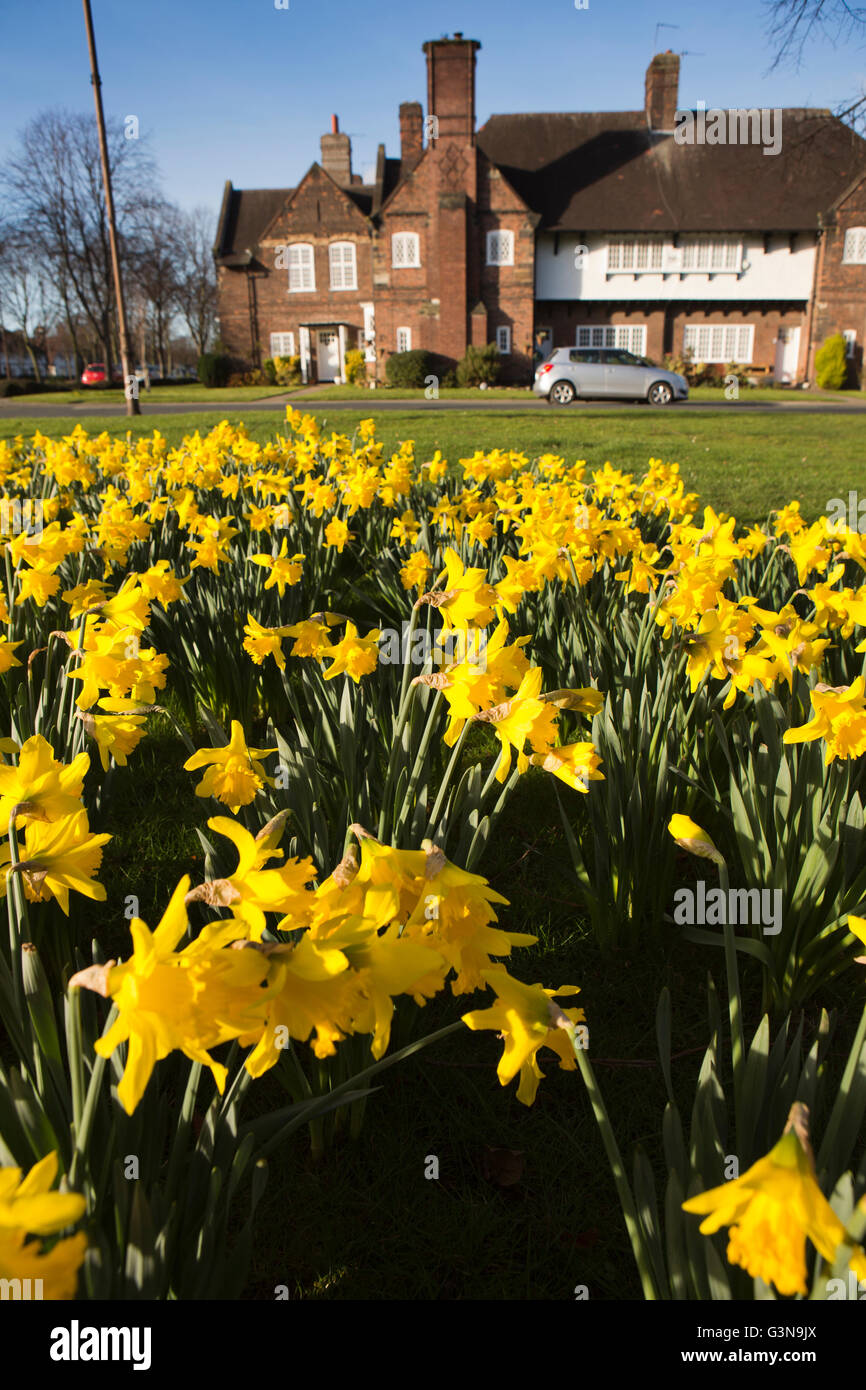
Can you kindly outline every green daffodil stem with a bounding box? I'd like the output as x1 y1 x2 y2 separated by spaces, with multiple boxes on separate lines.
572 1040 658 1300
378 603 424 839
6 813 32 1020
396 689 443 838
69 1002 118 1191
718 860 745 1127
164 1061 203 1205
425 720 472 840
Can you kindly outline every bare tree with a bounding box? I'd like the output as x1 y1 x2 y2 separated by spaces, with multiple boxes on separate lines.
765 0 866 69
132 198 183 376
764 0 866 133
0 231 55 382
175 207 218 357
0 109 158 376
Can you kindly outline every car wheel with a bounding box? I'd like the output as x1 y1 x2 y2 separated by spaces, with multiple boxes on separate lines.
647 381 673 406
549 380 576 405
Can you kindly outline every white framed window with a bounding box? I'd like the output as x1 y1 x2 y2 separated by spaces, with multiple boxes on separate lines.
396 327 412 353
287 244 315 292
392 233 420 268
606 238 663 273
576 324 647 356
684 323 754 363
269 332 296 358
842 228 866 264
680 237 742 273
486 230 514 266
843 329 857 359
329 241 357 290
496 325 512 355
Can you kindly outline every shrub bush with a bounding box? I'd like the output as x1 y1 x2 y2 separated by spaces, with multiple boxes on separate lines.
456 342 501 387
197 353 232 388
814 333 849 390
344 349 366 385
262 358 277 385
272 355 301 387
386 349 432 389
0 378 81 397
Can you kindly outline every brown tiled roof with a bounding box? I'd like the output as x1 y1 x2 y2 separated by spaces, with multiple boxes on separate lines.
215 186 293 264
476 110 866 231
215 166 396 261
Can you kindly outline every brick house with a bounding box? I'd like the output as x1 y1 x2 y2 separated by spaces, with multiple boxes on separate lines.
214 36 866 386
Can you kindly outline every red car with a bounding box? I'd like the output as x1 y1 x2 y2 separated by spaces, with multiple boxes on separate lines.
80 362 124 385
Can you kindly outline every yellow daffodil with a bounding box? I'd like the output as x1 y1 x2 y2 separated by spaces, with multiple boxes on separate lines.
183 720 277 812
0 808 111 914
462 971 584 1105
668 813 725 866
682 1104 866 1296
322 621 381 683
0 734 89 831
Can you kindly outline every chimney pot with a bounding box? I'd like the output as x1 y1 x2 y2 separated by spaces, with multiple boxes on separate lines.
321 118 352 185
399 101 424 169
645 51 680 132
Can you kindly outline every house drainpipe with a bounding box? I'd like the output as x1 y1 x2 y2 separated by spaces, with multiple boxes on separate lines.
246 264 261 368
804 219 826 387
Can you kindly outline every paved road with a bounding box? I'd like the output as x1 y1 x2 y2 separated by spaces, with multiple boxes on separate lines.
2 396 866 419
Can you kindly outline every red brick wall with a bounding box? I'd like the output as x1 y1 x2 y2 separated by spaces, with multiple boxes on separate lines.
477 155 536 382
216 266 256 364
812 177 866 385
533 301 809 378
257 169 372 374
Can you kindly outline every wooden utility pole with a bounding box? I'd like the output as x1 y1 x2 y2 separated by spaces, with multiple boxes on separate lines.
81 0 140 415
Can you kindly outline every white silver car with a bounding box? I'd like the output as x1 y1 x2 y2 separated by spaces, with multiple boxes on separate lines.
534 347 689 405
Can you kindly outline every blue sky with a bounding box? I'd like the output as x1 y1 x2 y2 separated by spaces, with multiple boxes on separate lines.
1 0 862 222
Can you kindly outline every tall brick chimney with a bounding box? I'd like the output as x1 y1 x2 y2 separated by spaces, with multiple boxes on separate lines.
645 51 680 132
320 114 353 186
422 33 481 143
399 101 424 170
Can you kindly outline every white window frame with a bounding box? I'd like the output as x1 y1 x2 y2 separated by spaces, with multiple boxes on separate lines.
843 329 857 359
683 323 754 363
269 332 296 358
496 325 512 355
680 237 742 274
361 302 376 362
576 324 647 356
287 243 315 292
396 326 412 353
486 230 514 266
842 228 866 265
606 238 664 274
328 241 357 291
391 233 420 268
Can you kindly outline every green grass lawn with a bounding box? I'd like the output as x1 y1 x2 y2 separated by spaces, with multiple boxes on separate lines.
1 407 860 524
296 381 864 405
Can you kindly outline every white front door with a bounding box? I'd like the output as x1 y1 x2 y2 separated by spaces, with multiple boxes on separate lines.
316 330 340 382
774 326 800 383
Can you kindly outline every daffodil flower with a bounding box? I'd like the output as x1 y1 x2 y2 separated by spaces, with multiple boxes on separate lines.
183 720 277 812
